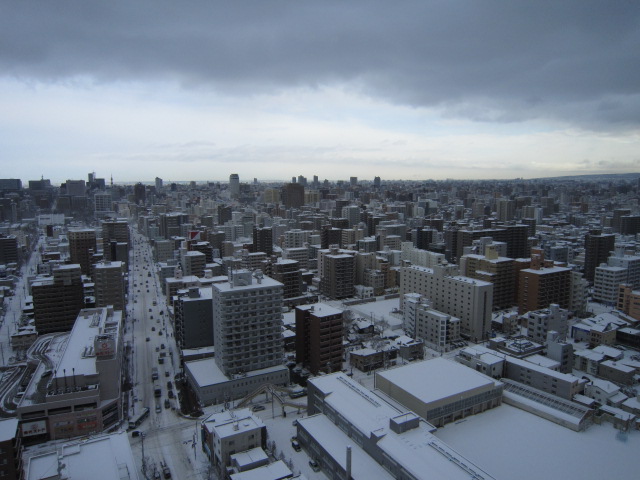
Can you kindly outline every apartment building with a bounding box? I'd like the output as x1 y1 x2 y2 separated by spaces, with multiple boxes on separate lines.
212 270 284 376
93 260 125 312
32 264 85 334
295 304 343 375
68 228 97 275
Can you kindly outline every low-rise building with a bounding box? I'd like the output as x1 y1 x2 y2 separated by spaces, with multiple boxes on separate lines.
24 432 138 480
302 372 496 480
375 358 503 427
201 409 266 475
503 356 586 400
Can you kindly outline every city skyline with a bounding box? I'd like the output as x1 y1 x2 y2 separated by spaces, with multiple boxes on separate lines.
2 2 639 183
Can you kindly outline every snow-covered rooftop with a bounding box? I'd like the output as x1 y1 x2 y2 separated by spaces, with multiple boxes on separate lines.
26 432 138 480
376 358 500 405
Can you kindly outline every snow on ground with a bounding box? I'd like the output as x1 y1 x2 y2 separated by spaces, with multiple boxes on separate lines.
342 298 404 330
435 404 640 480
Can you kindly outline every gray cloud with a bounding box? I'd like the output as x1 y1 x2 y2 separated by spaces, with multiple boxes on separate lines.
2 1 639 130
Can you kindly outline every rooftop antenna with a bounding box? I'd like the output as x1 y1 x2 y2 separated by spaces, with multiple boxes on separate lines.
72 368 76 390
63 369 67 391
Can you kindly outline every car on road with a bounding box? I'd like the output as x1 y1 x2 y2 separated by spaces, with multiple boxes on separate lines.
168 390 174 398
164 399 170 409
160 344 165 349
152 327 155 331
155 404 161 413
146 337 150 342
251 405 265 412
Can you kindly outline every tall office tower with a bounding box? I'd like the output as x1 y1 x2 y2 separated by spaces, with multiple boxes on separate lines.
399 264 493 342
319 248 355 299
517 252 571 314
373 176 381 188
312 175 319 188
94 261 125 312
68 229 97 275
496 199 515 222
584 229 615 282
133 182 146 205
32 264 85 334
350 176 358 186
252 226 273 255
155 176 163 190
281 182 305 208
229 173 240 199
271 259 302 299
295 304 344 375
65 179 86 197
343 205 361 228
174 287 214 349
101 220 130 262
212 270 284 376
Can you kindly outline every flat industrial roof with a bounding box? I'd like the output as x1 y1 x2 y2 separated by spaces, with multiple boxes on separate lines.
376 358 499 405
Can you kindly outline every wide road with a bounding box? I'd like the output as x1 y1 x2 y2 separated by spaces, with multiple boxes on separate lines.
126 227 210 479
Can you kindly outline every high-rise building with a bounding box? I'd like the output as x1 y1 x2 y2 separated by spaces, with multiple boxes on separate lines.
319 248 355 300
399 264 493 342
65 179 86 197
229 173 240 199
0 234 19 265
133 182 146 205
343 205 361 228
496 199 515 222
584 230 615 282
252 226 273 256
295 303 344 374
517 254 571 314
94 192 113 215
281 182 305 209
68 229 97 275
174 287 214 349
101 219 130 262
155 176 163 190
212 271 284 376
461 246 516 310
271 259 302 299
32 264 85 334
94 261 125 312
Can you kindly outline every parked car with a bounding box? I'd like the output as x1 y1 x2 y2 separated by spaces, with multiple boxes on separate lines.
309 460 320 472
291 438 301 452
251 405 265 412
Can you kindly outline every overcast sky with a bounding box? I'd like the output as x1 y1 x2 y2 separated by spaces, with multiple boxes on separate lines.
2 1 639 184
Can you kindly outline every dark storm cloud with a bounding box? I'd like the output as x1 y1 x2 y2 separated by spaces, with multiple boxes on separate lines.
2 1 639 130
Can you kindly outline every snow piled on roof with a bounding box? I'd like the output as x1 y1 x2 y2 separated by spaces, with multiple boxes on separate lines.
436 404 640 480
